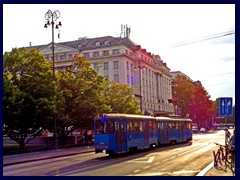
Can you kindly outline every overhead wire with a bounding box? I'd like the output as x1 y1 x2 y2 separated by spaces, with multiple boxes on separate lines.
170 30 235 48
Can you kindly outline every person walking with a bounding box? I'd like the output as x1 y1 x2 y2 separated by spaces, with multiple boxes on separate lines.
228 129 235 154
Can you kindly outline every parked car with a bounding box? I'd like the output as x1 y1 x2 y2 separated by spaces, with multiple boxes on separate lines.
200 127 206 132
192 124 199 133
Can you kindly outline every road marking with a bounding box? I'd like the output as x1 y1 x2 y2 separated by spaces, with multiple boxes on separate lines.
196 161 214 176
169 156 176 159
143 166 150 169
148 156 155 163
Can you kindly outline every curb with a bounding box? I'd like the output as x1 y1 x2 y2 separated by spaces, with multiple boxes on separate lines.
196 161 214 176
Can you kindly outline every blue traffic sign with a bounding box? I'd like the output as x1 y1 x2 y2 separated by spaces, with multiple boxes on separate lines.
219 97 233 116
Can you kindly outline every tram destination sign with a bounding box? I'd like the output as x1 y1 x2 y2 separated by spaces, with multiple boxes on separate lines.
219 97 233 116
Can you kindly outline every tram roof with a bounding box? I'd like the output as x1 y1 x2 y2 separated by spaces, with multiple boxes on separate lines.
156 116 192 122
95 113 191 122
95 113 156 120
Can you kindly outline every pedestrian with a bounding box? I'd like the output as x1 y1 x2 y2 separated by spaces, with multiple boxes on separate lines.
84 130 88 145
228 129 235 154
87 129 92 143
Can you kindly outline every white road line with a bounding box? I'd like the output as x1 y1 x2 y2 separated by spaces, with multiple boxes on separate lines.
169 156 176 159
134 170 140 173
148 156 155 163
196 161 214 176
143 166 150 169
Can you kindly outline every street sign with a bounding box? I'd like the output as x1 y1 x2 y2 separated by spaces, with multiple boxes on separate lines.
219 97 233 116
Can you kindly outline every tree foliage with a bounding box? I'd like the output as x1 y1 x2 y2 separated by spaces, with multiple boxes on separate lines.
172 75 214 129
102 80 142 114
3 48 53 150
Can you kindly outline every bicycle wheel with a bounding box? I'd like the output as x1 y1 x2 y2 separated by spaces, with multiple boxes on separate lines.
213 150 220 166
230 155 235 175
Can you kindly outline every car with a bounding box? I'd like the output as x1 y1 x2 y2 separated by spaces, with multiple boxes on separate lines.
192 123 199 133
200 127 206 132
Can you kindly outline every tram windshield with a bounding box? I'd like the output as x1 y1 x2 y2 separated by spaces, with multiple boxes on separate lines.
96 120 107 134
95 119 114 134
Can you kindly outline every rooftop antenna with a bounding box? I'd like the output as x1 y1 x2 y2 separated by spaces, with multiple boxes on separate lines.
120 24 124 38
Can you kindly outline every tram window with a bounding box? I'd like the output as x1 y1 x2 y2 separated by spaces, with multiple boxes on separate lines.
139 121 143 132
149 120 152 131
96 120 107 134
115 121 119 131
109 120 114 133
182 122 185 129
129 120 133 132
153 121 157 131
176 122 179 130
134 120 139 132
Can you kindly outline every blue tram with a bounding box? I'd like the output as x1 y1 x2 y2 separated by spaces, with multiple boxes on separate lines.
156 117 192 145
94 113 192 155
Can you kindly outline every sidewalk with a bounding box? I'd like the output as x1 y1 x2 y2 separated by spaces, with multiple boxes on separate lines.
3 145 95 166
3 145 234 176
203 162 235 176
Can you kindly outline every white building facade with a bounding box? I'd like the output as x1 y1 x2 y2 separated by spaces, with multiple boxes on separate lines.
29 36 174 115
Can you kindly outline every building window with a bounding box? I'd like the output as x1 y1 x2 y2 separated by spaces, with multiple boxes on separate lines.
127 62 129 70
93 51 99 57
77 43 84 49
104 40 110 45
127 75 130 83
95 41 101 46
102 50 109 56
131 76 134 85
114 74 119 82
93 63 99 71
131 64 133 71
113 61 119 69
68 54 73 59
112 49 119 55
84 53 90 58
104 62 109 70
60 55 65 60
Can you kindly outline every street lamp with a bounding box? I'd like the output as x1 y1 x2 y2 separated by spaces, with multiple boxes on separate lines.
44 10 62 150
135 65 145 113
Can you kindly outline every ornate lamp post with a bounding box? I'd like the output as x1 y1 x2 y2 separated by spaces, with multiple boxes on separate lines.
135 65 145 113
44 10 62 150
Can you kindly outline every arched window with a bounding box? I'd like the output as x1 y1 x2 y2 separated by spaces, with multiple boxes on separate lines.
104 40 110 45
95 41 101 46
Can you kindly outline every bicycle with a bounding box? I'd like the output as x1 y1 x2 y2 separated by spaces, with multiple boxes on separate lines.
213 142 235 175
226 145 235 175
213 143 225 166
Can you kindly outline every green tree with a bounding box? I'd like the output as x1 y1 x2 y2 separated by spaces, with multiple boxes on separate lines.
188 83 214 128
3 48 53 150
172 75 194 117
102 80 142 114
54 56 111 143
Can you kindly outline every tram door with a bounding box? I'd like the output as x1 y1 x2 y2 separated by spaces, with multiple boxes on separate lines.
143 120 149 148
115 119 127 153
161 122 168 144
180 122 184 142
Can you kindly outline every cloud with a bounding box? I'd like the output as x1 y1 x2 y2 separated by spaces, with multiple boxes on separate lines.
222 56 235 62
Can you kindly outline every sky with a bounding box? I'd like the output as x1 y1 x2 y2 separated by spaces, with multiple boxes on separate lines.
3 4 235 105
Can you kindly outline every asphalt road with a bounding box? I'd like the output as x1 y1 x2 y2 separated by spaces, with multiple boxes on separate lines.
3 130 234 176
